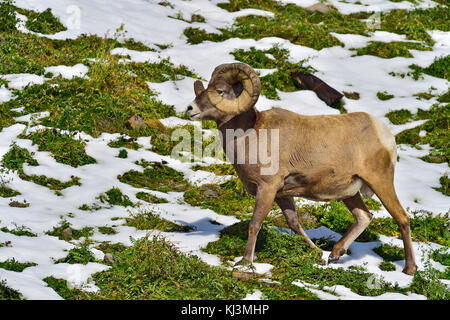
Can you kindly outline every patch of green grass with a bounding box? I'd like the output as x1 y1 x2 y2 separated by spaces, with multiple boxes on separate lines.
124 209 194 232
20 129 96 167
98 187 134 207
0 259 36 272
206 220 402 297
107 136 141 150
0 0 18 33
231 46 316 99
118 162 189 193
355 41 430 59
395 103 449 166
184 179 265 218
21 8 67 34
126 58 198 83
343 91 360 100
135 192 168 204
386 109 413 125
53 236 258 299
1 143 38 174
431 248 450 266
410 260 450 299
1 225 37 237
369 211 449 247
8 199 29 208
376 91 395 101
0 280 22 300
2 145 78 192
409 55 449 81
56 241 96 265
0 186 20 197
46 221 94 241
21 174 81 192
186 1 374 50
0 17 151 75
373 244 405 261
438 89 450 103
43 277 86 300
191 163 236 176
117 149 128 158
98 226 117 235
380 7 450 46
379 261 396 271
1 38 175 137
434 174 449 197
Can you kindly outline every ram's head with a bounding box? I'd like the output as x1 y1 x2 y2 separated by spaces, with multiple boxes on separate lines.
187 63 261 123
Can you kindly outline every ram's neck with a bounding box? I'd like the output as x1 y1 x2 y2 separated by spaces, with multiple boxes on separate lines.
217 106 258 134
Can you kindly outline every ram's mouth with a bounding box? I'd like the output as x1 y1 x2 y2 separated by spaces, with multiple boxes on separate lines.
188 112 200 119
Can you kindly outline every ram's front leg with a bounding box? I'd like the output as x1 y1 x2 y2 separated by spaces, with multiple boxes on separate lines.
236 184 278 267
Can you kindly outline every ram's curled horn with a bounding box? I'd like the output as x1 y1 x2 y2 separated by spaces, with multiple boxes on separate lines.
207 63 261 115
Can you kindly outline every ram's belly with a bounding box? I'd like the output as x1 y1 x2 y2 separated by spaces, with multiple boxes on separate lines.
276 173 364 201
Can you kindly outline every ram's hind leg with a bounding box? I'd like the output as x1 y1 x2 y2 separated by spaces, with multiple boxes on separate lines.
328 193 373 263
275 197 318 250
369 179 417 275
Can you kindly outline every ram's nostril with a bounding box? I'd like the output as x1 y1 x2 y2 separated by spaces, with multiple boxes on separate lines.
187 105 193 111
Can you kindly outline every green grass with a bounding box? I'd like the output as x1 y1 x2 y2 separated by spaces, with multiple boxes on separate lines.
386 109 413 125
124 209 194 232
185 1 375 50
1 143 38 174
20 8 67 34
0 186 20 197
135 192 168 204
409 55 450 81
98 187 134 207
0 259 36 272
0 0 18 33
117 149 128 158
184 179 266 218
118 162 189 193
369 211 449 247
0 225 37 237
379 261 396 271
0 280 22 300
343 91 360 100
373 244 405 261
191 163 236 176
379 6 450 46
46 221 94 241
98 226 117 235
355 41 430 59
377 91 395 101
394 103 449 166
56 241 96 265
431 248 450 266
126 58 198 83
20 129 97 167
205 220 403 297
108 136 141 150
231 46 316 99
49 236 257 299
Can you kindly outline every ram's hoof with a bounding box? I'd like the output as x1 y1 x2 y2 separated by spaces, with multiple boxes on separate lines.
327 255 340 264
234 258 253 267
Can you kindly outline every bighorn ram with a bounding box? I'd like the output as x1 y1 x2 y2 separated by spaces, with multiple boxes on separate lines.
187 63 417 275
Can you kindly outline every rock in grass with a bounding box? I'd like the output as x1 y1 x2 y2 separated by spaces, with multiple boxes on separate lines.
61 227 73 239
305 3 331 14
104 253 115 264
126 114 147 129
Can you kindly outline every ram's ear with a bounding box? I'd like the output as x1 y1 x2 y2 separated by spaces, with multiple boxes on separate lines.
194 80 205 96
